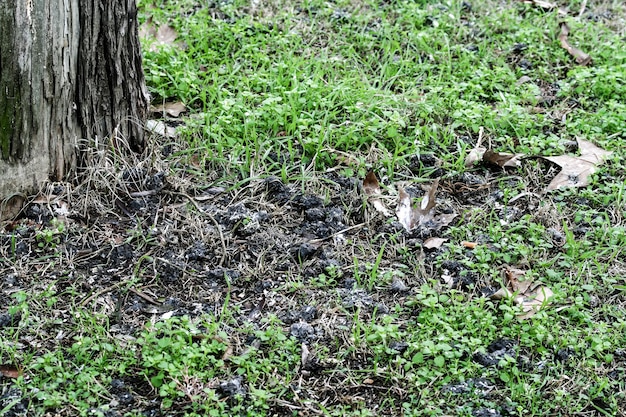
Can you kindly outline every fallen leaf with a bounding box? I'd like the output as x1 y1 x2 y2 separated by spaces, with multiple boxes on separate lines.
416 179 439 224
150 101 187 118
517 0 567 14
396 180 439 232
489 267 554 320
517 286 554 319
363 171 392 217
396 180 456 232
423 237 447 249
483 150 524 169
146 119 177 138
0 364 21 378
155 24 178 45
505 266 533 294
558 22 591 66
540 138 611 191
396 187 414 231
138 17 157 39
465 146 486 167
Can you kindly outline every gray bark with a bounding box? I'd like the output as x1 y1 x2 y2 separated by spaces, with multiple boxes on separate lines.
0 0 148 219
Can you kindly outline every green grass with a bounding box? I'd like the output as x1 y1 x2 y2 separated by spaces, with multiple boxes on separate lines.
2 0 626 415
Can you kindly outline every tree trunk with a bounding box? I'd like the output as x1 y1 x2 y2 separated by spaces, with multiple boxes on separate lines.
0 0 148 219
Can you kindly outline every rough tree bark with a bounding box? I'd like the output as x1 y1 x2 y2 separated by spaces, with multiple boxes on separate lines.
0 0 148 219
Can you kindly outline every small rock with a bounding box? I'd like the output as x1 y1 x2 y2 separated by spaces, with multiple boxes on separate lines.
290 322 316 342
218 377 247 397
473 408 501 417
0 313 20 328
389 341 408 354
556 347 575 362
294 243 319 262
305 207 326 222
390 277 408 293
300 305 317 322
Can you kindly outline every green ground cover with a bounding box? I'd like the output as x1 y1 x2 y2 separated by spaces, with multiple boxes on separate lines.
1 0 625 416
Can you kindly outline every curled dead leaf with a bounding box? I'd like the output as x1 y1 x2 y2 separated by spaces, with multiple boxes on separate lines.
483 150 524 169
465 146 486 167
558 22 591 66
396 180 456 232
363 171 392 217
517 286 554 320
0 364 22 378
505 266 532 294
396 187 414 231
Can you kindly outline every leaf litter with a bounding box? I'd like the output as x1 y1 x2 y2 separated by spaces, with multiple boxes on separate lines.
558 22 592 66
490 267 554 320
466 138 611 191
362 171 392 217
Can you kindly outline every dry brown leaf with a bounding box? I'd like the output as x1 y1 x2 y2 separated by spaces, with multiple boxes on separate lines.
138 17 157 39
558 22 591 66
0 364 21 378
483 150 524 169
417 179 439 224
139 18 183 51
541 138 611 191
423 237 447 249
155 24 178 45
363 171 392 217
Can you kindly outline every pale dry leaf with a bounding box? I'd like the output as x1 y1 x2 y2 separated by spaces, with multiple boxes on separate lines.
489 287 513 300
423 237 447 249
163 102 187 118
542 139 611 191
517 286 554 319
415 179 439 225
146 119 177 138
363 171 392 217
434 212 457 228
441 274 456 288
558 22 591 66
577 138 612 164
465 146 486 167
491 267 554 320
396 180 453 232
396 187 414 232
